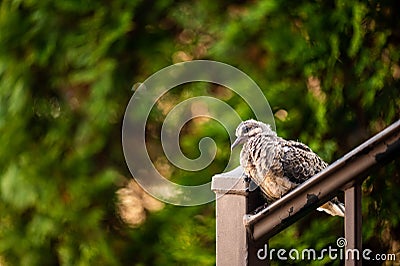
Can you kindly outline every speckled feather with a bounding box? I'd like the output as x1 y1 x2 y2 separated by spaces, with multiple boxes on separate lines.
233 119 344 216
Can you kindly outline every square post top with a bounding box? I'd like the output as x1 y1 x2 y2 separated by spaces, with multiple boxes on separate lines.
211 166 250 195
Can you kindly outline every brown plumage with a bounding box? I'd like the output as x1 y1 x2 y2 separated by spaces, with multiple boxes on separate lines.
231 119 345 217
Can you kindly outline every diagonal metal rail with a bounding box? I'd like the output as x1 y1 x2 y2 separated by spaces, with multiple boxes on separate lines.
243 119 400 241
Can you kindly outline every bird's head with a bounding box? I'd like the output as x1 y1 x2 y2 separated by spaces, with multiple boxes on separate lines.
231 119 276 150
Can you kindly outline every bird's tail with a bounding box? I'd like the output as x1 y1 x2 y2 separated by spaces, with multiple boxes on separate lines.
317 198 345 217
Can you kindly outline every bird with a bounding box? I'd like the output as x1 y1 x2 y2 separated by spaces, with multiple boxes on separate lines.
231 119 345 217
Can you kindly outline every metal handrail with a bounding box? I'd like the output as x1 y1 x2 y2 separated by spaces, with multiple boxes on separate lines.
244 119 400 240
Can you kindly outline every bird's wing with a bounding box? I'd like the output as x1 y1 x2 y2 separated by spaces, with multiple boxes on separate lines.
280 140 328 184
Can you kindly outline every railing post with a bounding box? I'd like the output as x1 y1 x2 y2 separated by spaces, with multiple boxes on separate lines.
212 167 266 266
344 182 362 266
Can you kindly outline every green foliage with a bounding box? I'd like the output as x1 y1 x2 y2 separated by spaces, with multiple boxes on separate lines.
0 0 399 265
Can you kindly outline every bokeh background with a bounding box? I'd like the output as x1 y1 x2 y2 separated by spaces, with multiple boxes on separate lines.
0 0 399 265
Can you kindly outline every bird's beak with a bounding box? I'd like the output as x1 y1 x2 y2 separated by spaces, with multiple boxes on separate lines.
231 137 245 150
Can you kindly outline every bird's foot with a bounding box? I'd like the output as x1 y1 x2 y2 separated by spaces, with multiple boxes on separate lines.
253 203 269 214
